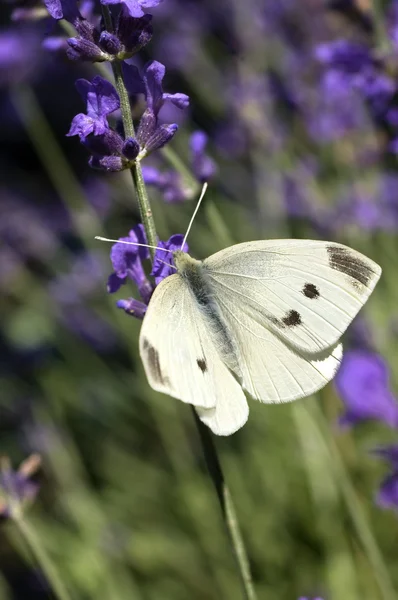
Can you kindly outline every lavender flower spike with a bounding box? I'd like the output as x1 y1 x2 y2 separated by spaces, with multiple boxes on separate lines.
67 76 120 141
101 0 163 18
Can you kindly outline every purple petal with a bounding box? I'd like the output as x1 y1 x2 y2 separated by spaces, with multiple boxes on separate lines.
122 62 146 96
151 234 188 284
107 272 125 293
144 60 166 112
162 92 190 110
67 113 96 139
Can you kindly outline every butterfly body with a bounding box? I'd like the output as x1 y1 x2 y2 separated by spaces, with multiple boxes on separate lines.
140 240 381 435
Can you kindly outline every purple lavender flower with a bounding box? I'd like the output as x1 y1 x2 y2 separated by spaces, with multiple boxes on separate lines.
298 597 324 600
107 227 187 317
334 350 398 428
67 76 120 141
151 233 187 284
108 224 153 303
100 0 163 18
0 455 41 519
123 60 189 117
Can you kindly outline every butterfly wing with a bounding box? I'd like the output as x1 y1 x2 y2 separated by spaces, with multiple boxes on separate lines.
139 274 248 435
204 239 380 403
205 240 381 355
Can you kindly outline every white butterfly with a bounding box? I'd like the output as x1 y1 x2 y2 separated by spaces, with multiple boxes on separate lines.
139 239 381 436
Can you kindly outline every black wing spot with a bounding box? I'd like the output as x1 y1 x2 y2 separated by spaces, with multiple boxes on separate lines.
282 309 302 327
197 358 207 373
303 283 320 299
327 245 371 286
142 338 171 387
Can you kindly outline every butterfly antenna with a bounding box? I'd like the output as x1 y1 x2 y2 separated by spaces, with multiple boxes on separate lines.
95 237 174 253
181 182 208 250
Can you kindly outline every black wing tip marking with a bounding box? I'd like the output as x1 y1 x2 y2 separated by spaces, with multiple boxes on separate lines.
196 358 207 373
282 309 302 327
327 245 373 287
303 283 320 299
142 338 171 388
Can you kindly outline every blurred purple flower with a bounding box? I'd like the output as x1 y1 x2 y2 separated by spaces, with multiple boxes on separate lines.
49 253 118 351
142 166 189 203
44 0 80 21
108 224 153 303
151 233 188 284
298 597 324 600
123 60 189 117
315 37 397 141
0 29 42 86
100 0 163 18
67 76 120 141
190 131 216 183
373 446 398 510
0 455 41 519
335 350 398 428
142 130 215 203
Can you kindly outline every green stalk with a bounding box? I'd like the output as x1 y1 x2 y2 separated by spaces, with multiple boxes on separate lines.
100 7 257 597
101 6 157 254
13 517 73 600
193 410 257 600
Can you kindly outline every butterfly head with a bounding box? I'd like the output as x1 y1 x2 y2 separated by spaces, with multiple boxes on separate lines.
173 249 201 275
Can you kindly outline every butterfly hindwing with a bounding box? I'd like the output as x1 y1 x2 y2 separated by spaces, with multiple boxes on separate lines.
205 240 381 356
139 274 248 435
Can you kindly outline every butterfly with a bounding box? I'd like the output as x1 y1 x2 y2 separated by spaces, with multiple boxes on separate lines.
139 239 381 436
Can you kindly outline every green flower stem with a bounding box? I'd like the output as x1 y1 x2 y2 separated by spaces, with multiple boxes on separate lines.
101 5 157 254
371 0 391 52
13 516 73 600
193 409 257 600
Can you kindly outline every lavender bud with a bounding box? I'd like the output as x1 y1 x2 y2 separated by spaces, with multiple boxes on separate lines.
99 31 123 55
89 155 124 172
84 130 124 155
144 124 178 154
67 37 107 62
122 137 140 160
116 298 147 319
136 108 156 146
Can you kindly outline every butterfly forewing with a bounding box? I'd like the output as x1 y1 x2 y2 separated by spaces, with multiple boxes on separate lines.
205 240 381 355
139 274 249 435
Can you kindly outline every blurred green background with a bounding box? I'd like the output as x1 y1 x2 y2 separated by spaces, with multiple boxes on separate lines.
1 0 398 599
